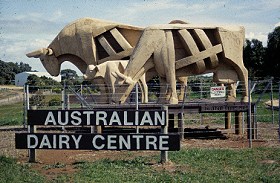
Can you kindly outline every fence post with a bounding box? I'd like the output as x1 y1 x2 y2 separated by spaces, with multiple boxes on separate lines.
278 82 280 142
23 84 29 128
225 112 231 129
161 105 169 164
135 83 139 133
178 112 184 140
270 77 274 124
248 80 252 148
28 104 36 163
235 111 242 135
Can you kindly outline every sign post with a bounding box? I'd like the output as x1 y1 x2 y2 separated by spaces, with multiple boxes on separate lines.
161 106 168 163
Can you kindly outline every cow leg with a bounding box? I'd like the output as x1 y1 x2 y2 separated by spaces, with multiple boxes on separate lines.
236 66 249 102
92 78 109 104
227 83 237 102
158 77 168 103
138 75 148 103
178 76 188 101
163 30 178 104
115 30 165 103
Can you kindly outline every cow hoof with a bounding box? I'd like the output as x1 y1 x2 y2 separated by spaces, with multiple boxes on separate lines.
169 97 178 104
178 94 184 101
241 96 249 103
226 96 236 102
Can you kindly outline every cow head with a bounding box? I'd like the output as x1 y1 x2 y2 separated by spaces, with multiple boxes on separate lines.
26 48 60 76
83 64 100 80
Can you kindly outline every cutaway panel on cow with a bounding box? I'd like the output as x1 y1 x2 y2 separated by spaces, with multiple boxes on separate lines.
204 29 221 46
188 29 205 52
192 29 219 69
98 35 117 56
177 29 206 73
172 30 188 61
95 38 110 60
102 31 124 53
118 28 142 47
110 28 133 50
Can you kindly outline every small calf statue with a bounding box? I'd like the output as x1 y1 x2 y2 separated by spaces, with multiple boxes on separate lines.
84 60 148 104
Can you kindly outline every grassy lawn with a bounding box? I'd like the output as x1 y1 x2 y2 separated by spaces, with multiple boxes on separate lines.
0 156 45 183
51 147 279 182
3 147 279 182
0 102 23 126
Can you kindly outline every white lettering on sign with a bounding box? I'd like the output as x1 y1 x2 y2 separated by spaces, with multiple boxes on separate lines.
96 111 107 125
27 134 38 148
159 136 169 150
146 135 157 150
92 135 105 150
27 134 82 149
140 112 153 126
44 112 56 125
155 112 165 126
71 111 82 125
119 135 130 149
210 86 226 98
83 111 94 125
42 111 165 126
124 111 133 125
109 112 121 126
107 135 117 149
22 134 173 150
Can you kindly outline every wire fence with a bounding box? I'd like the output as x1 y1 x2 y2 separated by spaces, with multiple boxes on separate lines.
0 78 279 158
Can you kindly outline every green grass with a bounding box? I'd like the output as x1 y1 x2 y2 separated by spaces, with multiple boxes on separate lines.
0 156 45 183
0 102 23 126
50 147 280 183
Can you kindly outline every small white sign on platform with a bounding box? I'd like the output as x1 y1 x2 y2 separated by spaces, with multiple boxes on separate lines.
210 86 226 98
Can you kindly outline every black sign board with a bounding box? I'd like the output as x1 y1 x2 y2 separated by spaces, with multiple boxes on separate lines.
15 133 180 151
27 110 166 126
200 104 248 112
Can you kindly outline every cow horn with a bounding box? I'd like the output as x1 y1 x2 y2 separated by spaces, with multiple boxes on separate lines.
26 48 48 58
47 48 53 56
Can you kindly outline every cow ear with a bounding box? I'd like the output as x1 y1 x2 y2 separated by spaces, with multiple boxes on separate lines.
118 62 126 73
95 65 100 72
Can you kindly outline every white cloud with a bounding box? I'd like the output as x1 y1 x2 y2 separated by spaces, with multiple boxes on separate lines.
49 10 64 22
275 22 280 27
245 32 268 46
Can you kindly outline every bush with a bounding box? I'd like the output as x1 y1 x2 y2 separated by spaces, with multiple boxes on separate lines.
48 98 61 106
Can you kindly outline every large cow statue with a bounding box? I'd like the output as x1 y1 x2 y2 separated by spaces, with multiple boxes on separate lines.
113 24 249 104
26 18 188 103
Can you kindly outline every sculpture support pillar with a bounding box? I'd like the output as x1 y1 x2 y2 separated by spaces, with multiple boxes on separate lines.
225 112 231 129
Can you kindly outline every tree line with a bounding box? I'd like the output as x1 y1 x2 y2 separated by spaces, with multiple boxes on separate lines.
243 26 280 79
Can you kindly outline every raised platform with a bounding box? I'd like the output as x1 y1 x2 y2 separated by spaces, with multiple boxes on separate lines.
87 100 253 139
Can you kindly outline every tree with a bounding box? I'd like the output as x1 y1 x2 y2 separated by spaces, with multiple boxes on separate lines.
0 60 33 84
264 26 280 78
243 39 266 78
60 69 81 85
26 74 61 92
61 69 78 80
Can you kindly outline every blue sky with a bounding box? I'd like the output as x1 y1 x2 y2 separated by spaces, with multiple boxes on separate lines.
0 0 279 74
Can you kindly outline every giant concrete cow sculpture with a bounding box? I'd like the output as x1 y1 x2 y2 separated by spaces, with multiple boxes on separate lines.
113 24 249 104
26 18 187 103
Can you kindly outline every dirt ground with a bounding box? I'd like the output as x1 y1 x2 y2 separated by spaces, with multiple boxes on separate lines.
0 123 279 180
